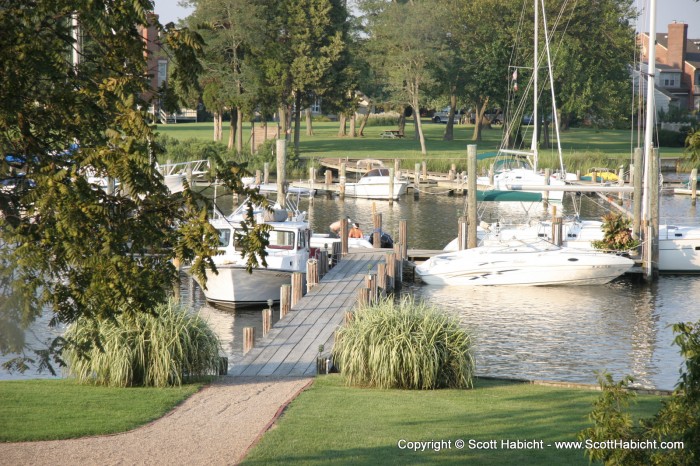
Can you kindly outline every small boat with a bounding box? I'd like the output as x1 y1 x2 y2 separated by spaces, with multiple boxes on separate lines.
195 200 311 307
658 224 700 273
416 238 634 286
344 160 408 200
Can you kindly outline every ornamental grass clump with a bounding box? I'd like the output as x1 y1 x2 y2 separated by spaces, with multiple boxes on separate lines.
63 299 221 388
333 296 474 390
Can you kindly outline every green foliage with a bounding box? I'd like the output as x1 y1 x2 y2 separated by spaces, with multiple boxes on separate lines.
333 296 474 390
63 299 221 388
687 128 700 165
580 321 700 465
159 135 229 164
657 128 692 148
592 212 640 252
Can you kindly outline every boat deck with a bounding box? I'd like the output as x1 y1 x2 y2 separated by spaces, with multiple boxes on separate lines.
229 250 388 377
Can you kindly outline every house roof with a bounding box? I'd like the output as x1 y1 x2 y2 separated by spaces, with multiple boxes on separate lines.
655 33 700 68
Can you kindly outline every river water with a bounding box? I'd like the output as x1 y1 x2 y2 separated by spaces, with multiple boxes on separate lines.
3 188 700 390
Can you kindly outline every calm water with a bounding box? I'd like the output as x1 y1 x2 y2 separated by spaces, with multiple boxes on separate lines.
4 189 700 390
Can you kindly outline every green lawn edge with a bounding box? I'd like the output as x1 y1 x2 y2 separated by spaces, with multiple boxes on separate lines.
242 374 663 466
0 379 204 442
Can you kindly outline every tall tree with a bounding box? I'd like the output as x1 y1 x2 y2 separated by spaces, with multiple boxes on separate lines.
0 1 265 372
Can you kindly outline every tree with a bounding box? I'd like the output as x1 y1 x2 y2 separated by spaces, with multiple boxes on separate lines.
0 1 266 373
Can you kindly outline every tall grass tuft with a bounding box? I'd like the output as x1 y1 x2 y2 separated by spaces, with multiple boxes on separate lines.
333 296 474 390
63 299 222 388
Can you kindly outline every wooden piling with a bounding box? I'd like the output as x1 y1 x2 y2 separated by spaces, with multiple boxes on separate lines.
467 145 478 248
632 148 643 241
280 284 291 319
276 139 286 208
552 216 563 246
243 327 255 354
264 162 269 184
388 168 395 206
393 242 403 287
291 272 304 307
399 220 408 260
255 169 261 185
414 163 421 199
458 216 467 251
377 263 387 297
318 250 328 277
339 163 346 200
262 308 272 337
332 242 342 266
543 168 550 203
373 213 382 248
357 287 370 307
309 167 315 205
306 259 318 292
421 161 427 181
340 219 349 256
385 252 396 291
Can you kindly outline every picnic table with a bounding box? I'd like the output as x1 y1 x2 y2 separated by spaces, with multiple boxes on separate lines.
380 130 404 139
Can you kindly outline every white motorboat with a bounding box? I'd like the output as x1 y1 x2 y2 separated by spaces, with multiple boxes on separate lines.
658 225 700 273
344 161 408 200
416 239 634 286
196 201 311 307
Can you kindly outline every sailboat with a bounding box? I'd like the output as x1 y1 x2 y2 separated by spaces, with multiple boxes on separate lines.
477 0 570 202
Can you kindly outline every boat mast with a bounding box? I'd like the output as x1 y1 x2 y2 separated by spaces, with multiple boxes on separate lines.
540 1 565 175
532 0 539 172
642 0 657 278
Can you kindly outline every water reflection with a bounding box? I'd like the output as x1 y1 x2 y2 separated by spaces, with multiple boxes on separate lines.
3 192 700 390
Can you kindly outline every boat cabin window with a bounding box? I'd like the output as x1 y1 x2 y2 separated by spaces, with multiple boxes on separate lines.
366 168 390 177
217 228 232 248
494 158 531 172
268 230 296 250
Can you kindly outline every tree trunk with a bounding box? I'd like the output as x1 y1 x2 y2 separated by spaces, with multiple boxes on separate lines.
412 99 427 155
214 111 222 141
443 93 458 141
349 112 356 137
471 99 489 142
305 108 314 136
293 93 302 155
358 102 371 137
228 108 236 150
542 119 551 149
236 106 243 154
398 111 406 135
337 113 347 136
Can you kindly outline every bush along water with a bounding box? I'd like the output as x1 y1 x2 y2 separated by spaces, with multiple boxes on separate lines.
592 212 640 252
579 321 700 465
332 296 474 390
63 299 222 387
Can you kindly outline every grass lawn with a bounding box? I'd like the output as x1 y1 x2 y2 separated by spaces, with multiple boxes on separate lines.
242 375 663 466
0 379 203 442
155 120 685 168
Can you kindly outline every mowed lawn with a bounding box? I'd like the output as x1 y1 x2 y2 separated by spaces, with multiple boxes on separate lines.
242 375 664 466
155 119 685 165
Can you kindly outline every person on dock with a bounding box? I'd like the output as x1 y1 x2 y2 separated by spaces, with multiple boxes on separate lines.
329 217 352 237
349 223 363 239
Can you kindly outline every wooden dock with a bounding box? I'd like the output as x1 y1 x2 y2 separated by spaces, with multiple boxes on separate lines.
229 250 389 377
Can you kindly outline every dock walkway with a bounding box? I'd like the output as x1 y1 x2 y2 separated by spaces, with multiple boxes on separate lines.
229 250 388 377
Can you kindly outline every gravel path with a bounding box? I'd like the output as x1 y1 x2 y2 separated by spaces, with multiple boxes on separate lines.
0 376 313 466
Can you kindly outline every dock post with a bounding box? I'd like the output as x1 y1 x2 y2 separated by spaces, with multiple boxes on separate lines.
691 168 698 206
339 163 346 200
543 168 550 203
489 164 494 185
243 327 255 354
255 169 261 185
377 263 387 298
618 167 625 204
373 213 382 249
649 148 660 279
324 169 333 199
318 250 328 278
399 220 408 260
262 308 272 337
331 242 342 266
306 259 319 292
264 162 269 184
388 168 395 206
393 242 403 287
365 273 377 303
276 139 287 208
422 161 427 181
280 284 291 319
357 288 371 307
385 252 395 292
414 163 421 199
632 148 643 241
467 145 478 248
291 272 304 308
340 219 349 256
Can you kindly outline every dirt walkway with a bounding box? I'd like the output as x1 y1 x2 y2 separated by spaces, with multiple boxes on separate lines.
0 376 313 466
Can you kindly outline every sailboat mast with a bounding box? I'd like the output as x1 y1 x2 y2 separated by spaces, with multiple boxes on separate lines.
532 0 539 171
642 0 657 278
540 1 565 175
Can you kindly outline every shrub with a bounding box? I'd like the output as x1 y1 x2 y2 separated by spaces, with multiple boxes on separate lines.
579 321 700 465
333 296 474 390
63 299 222 387
592 212 640 252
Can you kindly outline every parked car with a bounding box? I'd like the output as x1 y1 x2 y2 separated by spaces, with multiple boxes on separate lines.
432 107 460 124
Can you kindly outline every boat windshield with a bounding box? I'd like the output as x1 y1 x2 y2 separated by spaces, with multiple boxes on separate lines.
493 157 531 173
217 228 232 247
365 168 390 177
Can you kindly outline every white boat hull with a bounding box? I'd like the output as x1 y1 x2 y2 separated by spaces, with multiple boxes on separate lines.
199 265 299 305
658 225 700 273
344 179 408 200
417 241 634 286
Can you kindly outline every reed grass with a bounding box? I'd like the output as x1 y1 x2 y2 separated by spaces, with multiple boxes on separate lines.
333 296 474 390
63 299 221 387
